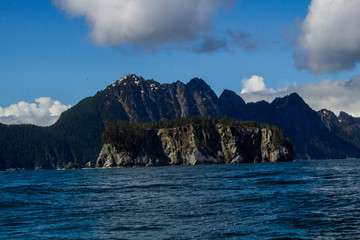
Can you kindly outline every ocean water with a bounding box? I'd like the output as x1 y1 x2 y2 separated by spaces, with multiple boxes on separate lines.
1 159 360 239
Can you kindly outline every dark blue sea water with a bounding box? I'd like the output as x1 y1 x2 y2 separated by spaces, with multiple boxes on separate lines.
1 159 360 239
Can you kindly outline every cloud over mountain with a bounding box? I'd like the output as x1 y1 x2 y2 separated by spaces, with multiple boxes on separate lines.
53 0 264 53
54 0 226 48
240 76 360 117
295 0 360 73
0 98 71 126
240 75 275 94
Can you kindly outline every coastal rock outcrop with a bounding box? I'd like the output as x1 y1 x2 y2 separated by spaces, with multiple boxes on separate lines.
96 117 294 168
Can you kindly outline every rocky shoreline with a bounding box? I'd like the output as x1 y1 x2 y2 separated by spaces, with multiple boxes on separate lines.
94 120 294 169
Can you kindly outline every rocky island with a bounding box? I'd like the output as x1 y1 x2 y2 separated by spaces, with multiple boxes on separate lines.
96 116 294 168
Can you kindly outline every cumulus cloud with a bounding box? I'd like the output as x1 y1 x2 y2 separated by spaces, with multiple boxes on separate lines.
0 98 71 126
54 0 225 48
240 75 275 94
53 0 263 53
240 76 360 117
295 0 360 73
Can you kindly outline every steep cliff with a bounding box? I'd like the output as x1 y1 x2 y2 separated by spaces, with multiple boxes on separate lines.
318 109 360 151
96 117 294 168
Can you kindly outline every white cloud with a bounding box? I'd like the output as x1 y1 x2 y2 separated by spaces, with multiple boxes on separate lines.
295 0 360 73
0 98 71 126
240 77 360 117
240 75 275 94
53 0 228 49
53 0 265 53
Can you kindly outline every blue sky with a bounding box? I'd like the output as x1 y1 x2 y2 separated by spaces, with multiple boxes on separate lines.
1 0 360 125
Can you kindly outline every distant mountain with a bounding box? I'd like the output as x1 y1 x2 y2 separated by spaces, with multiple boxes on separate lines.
1 74 360 170
220 92 360 159
318 109 360 151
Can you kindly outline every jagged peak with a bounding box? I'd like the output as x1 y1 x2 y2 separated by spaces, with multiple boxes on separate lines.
318 108 336 117
219 89 246 105
318 108 338 122
339 111 352 118
317 109 337 131
112 74 145 87
288 92 303 99
319 108 333 114
104 74 191 95
271 92 306 107
186 77 210 89
338 111 356 125
220 89 236 96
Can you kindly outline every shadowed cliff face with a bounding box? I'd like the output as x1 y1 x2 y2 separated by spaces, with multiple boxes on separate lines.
220 92 360 159
318 109 360 151
96 120 294 168
99 74 222 122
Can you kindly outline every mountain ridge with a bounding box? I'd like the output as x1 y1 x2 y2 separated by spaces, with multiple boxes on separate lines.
318 109 360 150
1 74 360 170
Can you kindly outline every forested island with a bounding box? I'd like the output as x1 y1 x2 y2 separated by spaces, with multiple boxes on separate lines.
93 116 294 168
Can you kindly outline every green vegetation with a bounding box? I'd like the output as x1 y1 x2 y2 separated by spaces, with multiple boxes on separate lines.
0 123 74 170
101 116 290 149
0 113 290 170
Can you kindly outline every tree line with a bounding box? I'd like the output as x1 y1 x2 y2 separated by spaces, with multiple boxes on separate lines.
101 115 290 148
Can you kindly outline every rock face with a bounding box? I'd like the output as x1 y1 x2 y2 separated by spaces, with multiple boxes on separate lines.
96 121 294 168
63 162 78 170
318 109 360 151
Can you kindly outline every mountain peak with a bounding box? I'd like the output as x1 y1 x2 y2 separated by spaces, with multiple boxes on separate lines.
113 74 145 87
271 92 305 107
219 89 246 106
318 109 338 131
220 89 238 97
186 78 210 89
219 89 247 119
319 109 337 119
339 111 356 125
